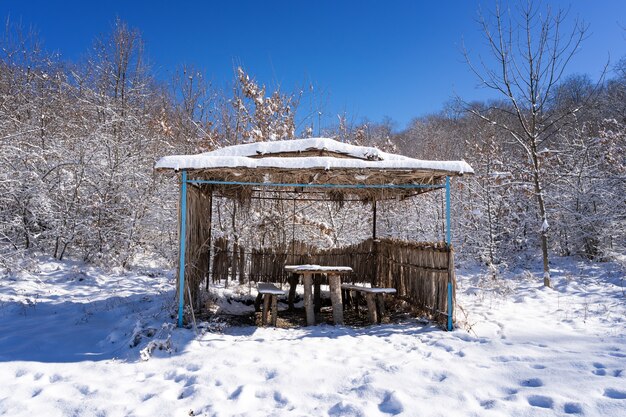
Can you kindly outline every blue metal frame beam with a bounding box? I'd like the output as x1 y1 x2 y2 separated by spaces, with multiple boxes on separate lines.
186 179 444 190
177 170 188 328
445 176 451 246
445 176 453 331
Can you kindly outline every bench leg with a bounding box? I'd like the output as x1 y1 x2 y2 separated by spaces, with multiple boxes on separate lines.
342 289 353 310
271 295 278 326
376 293 385 324
365 293 377 324
262 294 270 326
254 293 263 312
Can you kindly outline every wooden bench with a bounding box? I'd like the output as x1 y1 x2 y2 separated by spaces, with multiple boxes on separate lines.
257 283 286 326
341 284 397 324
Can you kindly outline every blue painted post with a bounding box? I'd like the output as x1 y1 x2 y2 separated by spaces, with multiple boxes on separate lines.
445 176 453 331
445 176 451 246
178 170 188 328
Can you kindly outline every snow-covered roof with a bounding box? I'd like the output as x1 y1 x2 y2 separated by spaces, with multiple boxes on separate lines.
155 137 474 175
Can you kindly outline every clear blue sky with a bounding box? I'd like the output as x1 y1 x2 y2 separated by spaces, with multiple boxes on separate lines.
2 0 625 130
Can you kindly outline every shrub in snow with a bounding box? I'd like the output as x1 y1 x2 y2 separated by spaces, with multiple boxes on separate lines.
140 335 173 361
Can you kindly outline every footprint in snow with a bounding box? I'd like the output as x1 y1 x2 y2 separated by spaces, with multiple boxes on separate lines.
563 402 583 414
603 388 626 399
264 368 278 380
185 364 200 372
229 385 244 400
479 399 496 409
75 384 92 395
184 375 198 387
49 374 63 383
273 391 289 407
329 401 365 417
378 392 404 416
178 385 195 400
433 372 448 382
527 395 554 409
592 362 607 376
31 388 43 397
433 342 454 352
163 370 177 380
141 393 156 401
531 364 546 370
521 378 543 388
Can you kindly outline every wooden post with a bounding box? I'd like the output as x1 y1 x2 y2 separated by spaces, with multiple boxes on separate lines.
271 295 278 326
372 200 377 240
287 274 298 310
365 293 377 324
329 273 344 325
229 239 239 288
262 294 270 326
372 243 380 289
239 246 245 284
372 200 379 288
303 273 314 325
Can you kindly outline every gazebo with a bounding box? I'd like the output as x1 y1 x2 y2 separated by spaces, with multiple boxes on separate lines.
155 137 473 330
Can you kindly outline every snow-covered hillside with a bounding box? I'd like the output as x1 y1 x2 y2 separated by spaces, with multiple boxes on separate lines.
0 258 624 417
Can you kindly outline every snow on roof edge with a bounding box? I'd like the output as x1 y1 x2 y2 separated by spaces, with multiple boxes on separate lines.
155 138 474 175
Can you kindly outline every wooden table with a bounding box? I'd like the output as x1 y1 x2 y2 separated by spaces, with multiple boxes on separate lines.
284 265 352 326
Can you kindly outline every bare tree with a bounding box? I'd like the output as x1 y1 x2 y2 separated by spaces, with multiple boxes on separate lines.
463 0 602 286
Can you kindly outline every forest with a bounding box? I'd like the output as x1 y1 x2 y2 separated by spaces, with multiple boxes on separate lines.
1 12 624 281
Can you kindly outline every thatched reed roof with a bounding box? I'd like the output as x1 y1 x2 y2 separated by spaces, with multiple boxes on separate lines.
155 138 473 201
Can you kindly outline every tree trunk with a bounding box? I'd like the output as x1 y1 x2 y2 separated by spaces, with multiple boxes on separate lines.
531 139 551 287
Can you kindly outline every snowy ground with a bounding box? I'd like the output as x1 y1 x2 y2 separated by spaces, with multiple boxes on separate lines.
0 256 624 417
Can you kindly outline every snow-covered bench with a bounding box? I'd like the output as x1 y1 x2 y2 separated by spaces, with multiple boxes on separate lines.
341 284 397 324
257 283 286 326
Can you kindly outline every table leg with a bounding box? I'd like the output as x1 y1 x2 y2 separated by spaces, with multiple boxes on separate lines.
287 274 298 311
303 273 315 326
328 273 344 325
365 293 377 324
313 275 322 314
271 295 278 327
